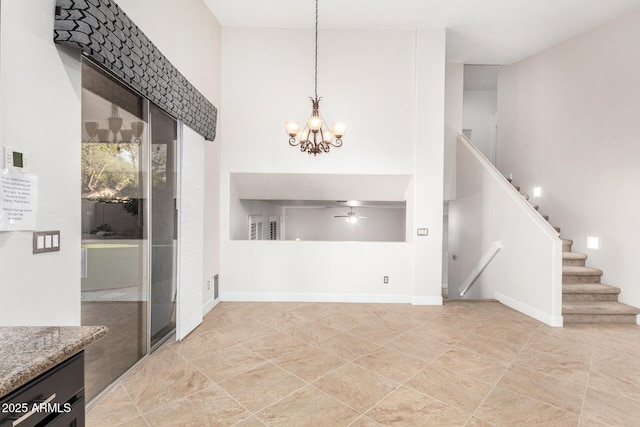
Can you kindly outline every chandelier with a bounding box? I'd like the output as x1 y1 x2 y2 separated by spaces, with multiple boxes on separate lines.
84 104 144 146
285 0 345 156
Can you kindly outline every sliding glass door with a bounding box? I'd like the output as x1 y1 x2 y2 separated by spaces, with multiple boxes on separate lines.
80 59 177 402
149 104 178 349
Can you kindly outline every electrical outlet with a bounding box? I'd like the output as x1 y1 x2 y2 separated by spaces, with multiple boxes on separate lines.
383 276 389 284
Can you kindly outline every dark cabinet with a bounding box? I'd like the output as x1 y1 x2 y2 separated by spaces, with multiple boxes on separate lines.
0 352 84 427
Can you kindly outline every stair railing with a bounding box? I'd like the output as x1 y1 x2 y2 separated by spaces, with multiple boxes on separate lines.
458 241 502 296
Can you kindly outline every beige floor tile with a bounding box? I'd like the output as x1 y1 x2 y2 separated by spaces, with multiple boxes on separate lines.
350 415 383 426
275 346 347 382
512 348 591 385
171 329 237 360
315 332 380 360
281 319 342 344
587 368 640 402
525 329 594 358
366 386 471 426
85 302 640 427
258 309 317 331
455 333 523 363
142 385 250 426
316 312 369 331
581 386 640 427
384 333 450 362
430 347 508 384
214 320 278 344
374 312 428 331
233 416 266 426
411 324 470 346
497 365 586 414
353 347 428 383
122 347 212 413
347 323 404 345
578 418 608 427
218 362 306 412
86 385 141 427
117 416 148 426
190 345 267 383
256 385 359 426
472 322 535 347
465 417 495 426
475 386 579 426
242 331 308 360
406 365 492 413
313 363 399 413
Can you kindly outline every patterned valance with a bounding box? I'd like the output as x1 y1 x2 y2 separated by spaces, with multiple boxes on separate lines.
54 0 217 141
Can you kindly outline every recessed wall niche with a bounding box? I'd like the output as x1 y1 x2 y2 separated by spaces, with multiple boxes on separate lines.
231 200 406 242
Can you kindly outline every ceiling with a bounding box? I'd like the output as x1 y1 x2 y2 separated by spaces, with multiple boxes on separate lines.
203 0 640 64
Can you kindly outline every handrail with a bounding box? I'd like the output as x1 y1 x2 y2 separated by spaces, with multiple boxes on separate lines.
458 241 502 296
457 135 559 237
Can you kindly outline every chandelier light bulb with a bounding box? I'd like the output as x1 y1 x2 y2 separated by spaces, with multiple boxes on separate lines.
322 130 333 142
332 122 346 138
300 129 310 142
285 121 300 137
308 116 323 132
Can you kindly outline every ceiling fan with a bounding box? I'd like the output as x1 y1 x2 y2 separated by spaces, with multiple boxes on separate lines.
335 207 367 223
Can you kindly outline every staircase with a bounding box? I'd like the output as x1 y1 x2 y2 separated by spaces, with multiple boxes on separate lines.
508 180 640 324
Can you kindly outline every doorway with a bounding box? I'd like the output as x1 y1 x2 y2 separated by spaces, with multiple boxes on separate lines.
80 59 178 402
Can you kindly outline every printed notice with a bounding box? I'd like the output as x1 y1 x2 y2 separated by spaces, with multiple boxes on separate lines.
0 169 38 231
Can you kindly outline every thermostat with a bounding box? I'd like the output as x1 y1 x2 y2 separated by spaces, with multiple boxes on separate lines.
4 146 29 173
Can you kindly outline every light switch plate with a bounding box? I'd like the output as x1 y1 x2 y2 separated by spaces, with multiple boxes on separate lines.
33 231 60 254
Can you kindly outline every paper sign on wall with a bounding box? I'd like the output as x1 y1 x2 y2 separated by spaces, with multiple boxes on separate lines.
0 169 38 231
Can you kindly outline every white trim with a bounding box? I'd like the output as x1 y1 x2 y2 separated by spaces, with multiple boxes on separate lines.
203 297 220 316
221 292 413 304
412 296 443 306
495 292 563 327
637 314 640 326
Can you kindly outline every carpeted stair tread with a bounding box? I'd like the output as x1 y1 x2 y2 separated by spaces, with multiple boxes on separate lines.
562 301 640 315
543 215 549 221
562 283 620 294
563 252 587 260
563 266 603 276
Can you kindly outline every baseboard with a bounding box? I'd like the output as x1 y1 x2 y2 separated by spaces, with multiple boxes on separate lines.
220 292 413 304
495 292 563 327
412 296 443 306
202 297 220 315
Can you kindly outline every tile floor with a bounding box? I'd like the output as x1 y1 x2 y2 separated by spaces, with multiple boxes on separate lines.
87 301 640 426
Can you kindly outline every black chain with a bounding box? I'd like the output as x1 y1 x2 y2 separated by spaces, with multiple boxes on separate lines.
314 0 318 100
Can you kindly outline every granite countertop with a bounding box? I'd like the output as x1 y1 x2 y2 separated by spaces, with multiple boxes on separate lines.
0 326 108 397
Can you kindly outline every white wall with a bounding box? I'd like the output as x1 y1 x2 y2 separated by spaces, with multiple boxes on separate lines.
0 0 221 325
0 0 82 325
284 207 406 242
497 9 640 315
463 90 497 163
222 242 413 303
449 138 563 326
444 63 464 201
220 27 446 303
